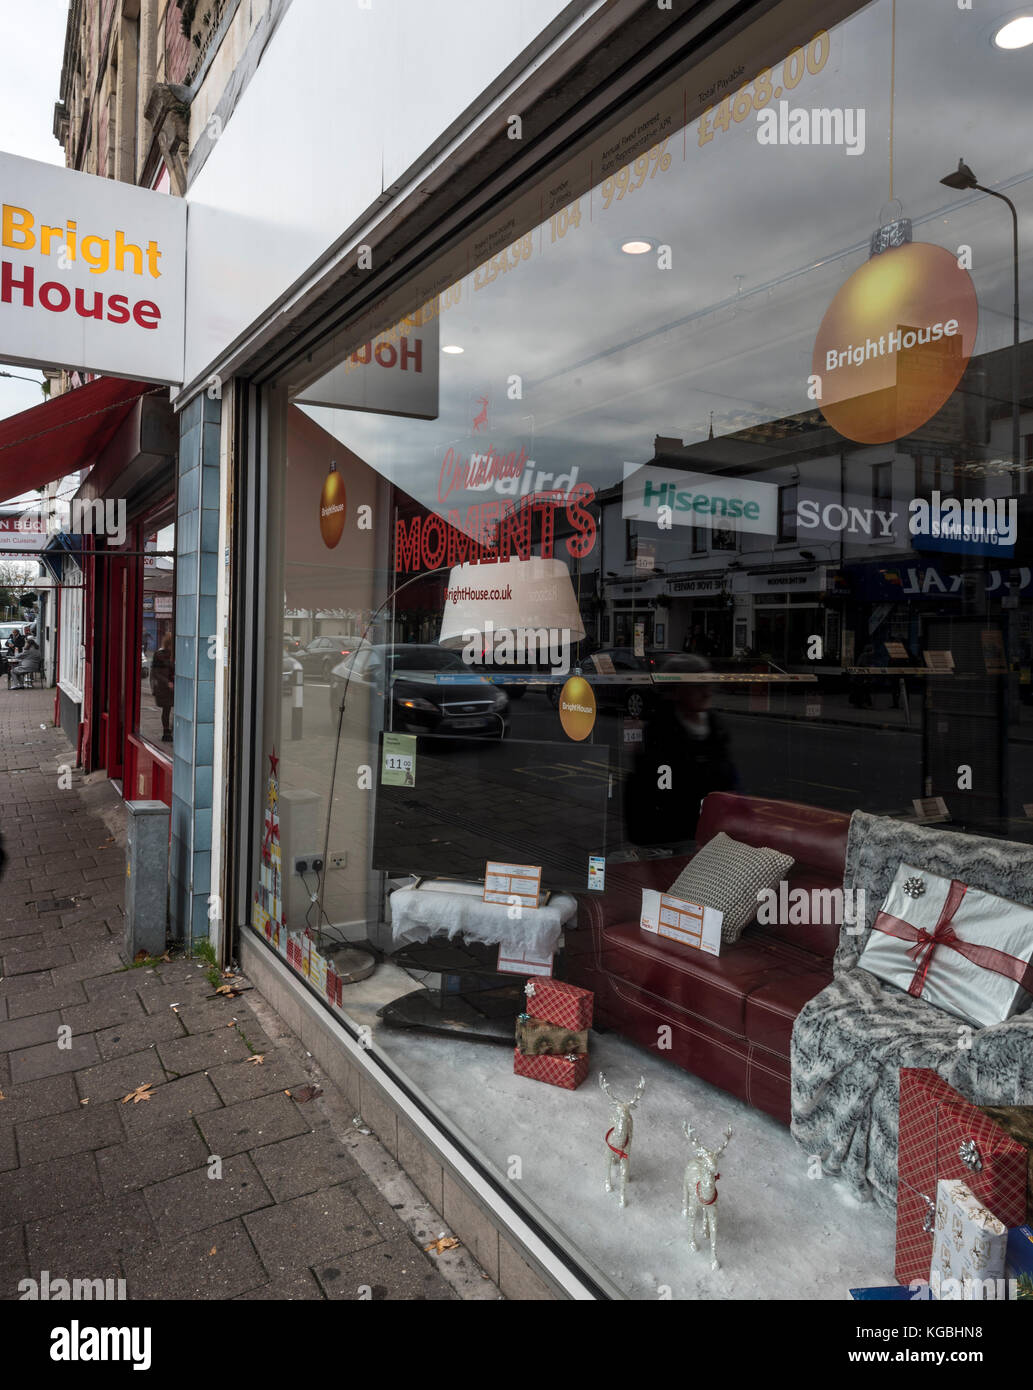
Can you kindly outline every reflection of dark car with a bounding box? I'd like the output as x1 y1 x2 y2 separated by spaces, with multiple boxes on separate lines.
547 648 682 718
283 632 302 655
296 634 357 678
329 644 509 738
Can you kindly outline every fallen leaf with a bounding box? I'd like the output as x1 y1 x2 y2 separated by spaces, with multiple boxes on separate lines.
0 1091 5 1102
121 1083 155 1105
209 1246 217 1257
291 1085 322 1103
80 1098 89 1106
134 950 150 964
423 1236 461 1255
246 1054 265 1066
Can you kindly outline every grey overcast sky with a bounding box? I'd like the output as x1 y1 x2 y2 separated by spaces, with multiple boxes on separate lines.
0 1 68 427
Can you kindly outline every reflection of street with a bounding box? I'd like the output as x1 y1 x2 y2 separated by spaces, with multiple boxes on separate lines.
278 680 1033 901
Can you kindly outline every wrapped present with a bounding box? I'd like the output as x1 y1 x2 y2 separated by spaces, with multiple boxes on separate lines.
850 1284 929 1301
515 1014 588 1057
978 1105 1033 1214
513 1046 589 1091
326 961 342 1007
523 977 593 1031
896 1069 1029 1285
859 863 1033 1027
929 1179 1007 1298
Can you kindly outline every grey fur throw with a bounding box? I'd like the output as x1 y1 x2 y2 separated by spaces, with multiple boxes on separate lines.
790 811 1033 1212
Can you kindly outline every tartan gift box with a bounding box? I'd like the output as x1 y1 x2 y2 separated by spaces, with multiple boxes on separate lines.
929 1178 1007 1297
523 978 593 1031
978 1105 1033 1214
896 1068 1029 1285
515 1015 589 1057
859 862 1033 1027
513 1046 589 1091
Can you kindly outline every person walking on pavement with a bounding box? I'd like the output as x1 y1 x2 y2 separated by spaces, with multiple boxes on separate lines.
150 630 175 741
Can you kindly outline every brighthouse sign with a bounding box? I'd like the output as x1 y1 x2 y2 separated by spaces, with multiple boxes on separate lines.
621 463 777 535
0 151 185 384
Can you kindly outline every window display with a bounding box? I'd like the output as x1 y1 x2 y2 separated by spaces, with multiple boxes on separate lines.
243 0 1033 1299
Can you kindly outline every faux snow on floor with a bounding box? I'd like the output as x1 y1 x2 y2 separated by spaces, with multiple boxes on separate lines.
337 960 897 1300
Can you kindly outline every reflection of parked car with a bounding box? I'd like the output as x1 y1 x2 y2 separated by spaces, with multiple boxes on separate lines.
296 634 357 678
283 632 302 655
329 644 509 739
546 647 682 718
282 654 302 693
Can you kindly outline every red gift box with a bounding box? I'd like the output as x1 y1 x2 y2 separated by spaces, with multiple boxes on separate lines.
524 978 593 1031
513 1046 589 1091
896 1068 1029 1285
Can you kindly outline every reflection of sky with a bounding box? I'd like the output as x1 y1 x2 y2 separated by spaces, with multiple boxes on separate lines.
301 0 1033 528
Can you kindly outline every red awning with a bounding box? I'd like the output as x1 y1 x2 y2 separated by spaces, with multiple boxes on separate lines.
0 376 157 504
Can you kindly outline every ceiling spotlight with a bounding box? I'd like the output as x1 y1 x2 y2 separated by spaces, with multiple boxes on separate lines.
621 239 654 255
993 15 1033 47
441 344 464 354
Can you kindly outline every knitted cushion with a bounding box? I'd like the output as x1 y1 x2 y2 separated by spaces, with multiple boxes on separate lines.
669 831 795 944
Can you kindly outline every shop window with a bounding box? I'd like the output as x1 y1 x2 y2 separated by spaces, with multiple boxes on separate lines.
871 460 892 510
58 557 85 700
137 517 176 749
244 0 1033 1299
778 484 798 542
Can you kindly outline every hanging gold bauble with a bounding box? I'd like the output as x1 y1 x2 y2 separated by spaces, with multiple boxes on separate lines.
558 676 596 741
812 242 978 444
319 461 346 548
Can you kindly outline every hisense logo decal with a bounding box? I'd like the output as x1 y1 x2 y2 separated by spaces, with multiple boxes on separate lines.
621 463 777 535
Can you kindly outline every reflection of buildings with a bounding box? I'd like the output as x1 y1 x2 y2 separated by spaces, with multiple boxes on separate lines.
595 341 1032 675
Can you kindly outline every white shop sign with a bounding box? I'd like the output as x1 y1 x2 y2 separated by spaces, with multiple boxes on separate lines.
749 570 822 594
0 513 46 552
296 313 438 420
0 151 186 384
622 463 777 535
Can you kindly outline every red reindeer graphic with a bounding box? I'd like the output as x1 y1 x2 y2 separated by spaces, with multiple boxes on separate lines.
472 396 489 433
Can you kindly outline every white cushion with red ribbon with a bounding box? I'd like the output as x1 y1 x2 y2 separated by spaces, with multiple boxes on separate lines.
858 862 1033 1028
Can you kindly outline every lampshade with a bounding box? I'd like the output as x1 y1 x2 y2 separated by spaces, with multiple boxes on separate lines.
438 557 586 647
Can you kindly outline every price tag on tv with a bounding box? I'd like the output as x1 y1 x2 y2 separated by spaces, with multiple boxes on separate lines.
381 732 417 786
484 861 542 909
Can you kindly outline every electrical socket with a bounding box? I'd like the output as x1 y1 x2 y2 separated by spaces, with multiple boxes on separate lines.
294 855 324 876
330 851 347 870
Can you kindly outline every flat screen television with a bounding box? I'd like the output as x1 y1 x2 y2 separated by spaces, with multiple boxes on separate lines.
372 734 609 892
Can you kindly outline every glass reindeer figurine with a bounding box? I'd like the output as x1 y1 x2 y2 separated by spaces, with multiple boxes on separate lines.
682 1121 733 1270
599 1072 646 1207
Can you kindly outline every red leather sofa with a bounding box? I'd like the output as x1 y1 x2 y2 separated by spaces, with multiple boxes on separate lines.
565 792 851 1125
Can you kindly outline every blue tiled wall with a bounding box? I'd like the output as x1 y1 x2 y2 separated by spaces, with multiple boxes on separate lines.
170 392 221 945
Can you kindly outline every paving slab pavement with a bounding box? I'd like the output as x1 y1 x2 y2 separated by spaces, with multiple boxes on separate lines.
1 689 499 1301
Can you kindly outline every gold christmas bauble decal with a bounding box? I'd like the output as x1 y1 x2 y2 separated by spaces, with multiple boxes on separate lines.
558 675 596 741
812 242 978 445
319 461 346 548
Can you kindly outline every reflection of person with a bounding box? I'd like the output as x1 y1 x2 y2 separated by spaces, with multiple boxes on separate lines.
684 624 717 658
625 654 739 850
150 632 175 741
